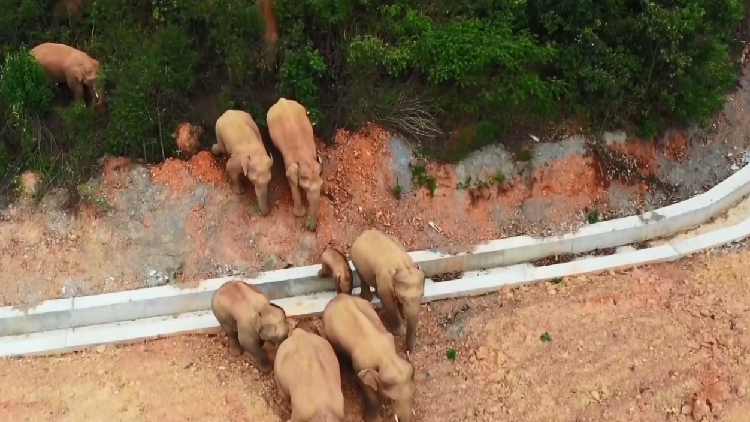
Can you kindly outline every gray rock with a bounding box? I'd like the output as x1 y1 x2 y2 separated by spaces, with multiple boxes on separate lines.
455 143 516 184
388 136 414 194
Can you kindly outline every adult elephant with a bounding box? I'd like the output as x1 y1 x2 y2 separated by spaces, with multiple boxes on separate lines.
30 42 105 109
267 98 323 231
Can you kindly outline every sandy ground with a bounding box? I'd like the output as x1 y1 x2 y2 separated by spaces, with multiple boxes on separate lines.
2 250 749 422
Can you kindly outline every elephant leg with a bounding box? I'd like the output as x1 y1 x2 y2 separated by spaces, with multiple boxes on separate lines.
211 130 226 156
221 323 243 356
318 261 332 277
274 371 290 401
404 305 420 353
254 183 270 216
358 271 374 303
211 143 225 156
239 327 272 373
226 156 246 195
287 175 306 218
378 289 405 336
65 74 86 104
356 377 383 422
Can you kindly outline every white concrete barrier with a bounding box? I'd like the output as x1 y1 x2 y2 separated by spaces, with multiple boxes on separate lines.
1 164 750 339
2 213 749 357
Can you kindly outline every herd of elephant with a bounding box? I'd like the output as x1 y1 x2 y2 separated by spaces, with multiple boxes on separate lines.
30 42 324 231
29 40 430 422
212 229 427 422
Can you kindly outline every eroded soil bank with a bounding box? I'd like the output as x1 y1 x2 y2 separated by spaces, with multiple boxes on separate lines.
3 64 750 306
1 249 749 421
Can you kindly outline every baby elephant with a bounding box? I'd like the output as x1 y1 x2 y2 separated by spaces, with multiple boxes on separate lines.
274 323 345 422
350 229 425 353
267 98 323 231
212 110 274 215
31 42 105 108
211 280 289 373
318 247 353 295
323 294 416 422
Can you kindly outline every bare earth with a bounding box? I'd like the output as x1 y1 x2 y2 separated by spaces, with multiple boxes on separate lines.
5 63 750 305
2 250 749 422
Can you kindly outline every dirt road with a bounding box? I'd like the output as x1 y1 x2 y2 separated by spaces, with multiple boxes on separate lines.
2 250 749 422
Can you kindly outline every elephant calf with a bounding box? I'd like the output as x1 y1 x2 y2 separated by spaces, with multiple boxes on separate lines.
267 98 323 231
211 280 289 373
323 294 416 422
212 110 274 215
350 229 425 353
318 247 353 295
274 323 345 422
31 42 105 108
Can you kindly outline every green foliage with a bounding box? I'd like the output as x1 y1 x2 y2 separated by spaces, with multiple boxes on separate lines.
410 162 437 196
0 49 54 119
526 0 743 125
446 347 457 360
586 209 601 224
0 0 745 196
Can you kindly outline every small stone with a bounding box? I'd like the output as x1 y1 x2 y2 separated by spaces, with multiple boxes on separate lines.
681 404 692 415
692 396 710 421
731 164 740 171
476 346 488 360
95 345 106 353
590 390 600 401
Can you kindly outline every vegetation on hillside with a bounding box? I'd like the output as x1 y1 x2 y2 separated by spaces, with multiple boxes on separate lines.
0 0 744 196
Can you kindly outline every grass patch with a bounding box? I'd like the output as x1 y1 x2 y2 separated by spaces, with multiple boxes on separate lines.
446 347 457 361
410 163 437 197
586 209 601 224
392 182 403 199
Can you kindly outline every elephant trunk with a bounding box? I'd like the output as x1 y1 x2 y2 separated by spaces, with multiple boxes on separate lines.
274 331 289 347
405 303 420 353
255 183 270 215
392 398 414 422
306 188 321 230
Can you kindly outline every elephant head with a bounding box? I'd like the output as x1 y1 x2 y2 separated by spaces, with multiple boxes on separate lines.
288 156 323 230
358 358 416 422
393 265 425 353
256 303 289 346
241 152 273 215
73 59 105 107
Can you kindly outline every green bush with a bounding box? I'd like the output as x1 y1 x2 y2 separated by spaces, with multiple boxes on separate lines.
0 0 745 196
0 49 54 119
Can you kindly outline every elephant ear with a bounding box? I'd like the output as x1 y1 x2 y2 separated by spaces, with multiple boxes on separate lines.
358 368 381 392
240 155 252 179
285 162 299 185
393 268 424 301
72 67 85 82
257 312 276 339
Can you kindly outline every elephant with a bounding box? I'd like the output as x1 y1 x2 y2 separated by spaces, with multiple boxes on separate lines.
318 247 353 295
274 325 345 422
211 110 274 215
350 229 425 354
30 43 105 109
211 280 289 373
267 98 323 231
322 294 416 422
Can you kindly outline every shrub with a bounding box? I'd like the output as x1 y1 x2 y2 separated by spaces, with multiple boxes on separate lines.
0 49 54 119
0 0 745 196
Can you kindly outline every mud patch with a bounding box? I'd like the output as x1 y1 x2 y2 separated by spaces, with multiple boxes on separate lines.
431 271 464 282
531 247 617 266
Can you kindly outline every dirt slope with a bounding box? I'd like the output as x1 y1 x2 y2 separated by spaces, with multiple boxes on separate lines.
2 249 749 422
